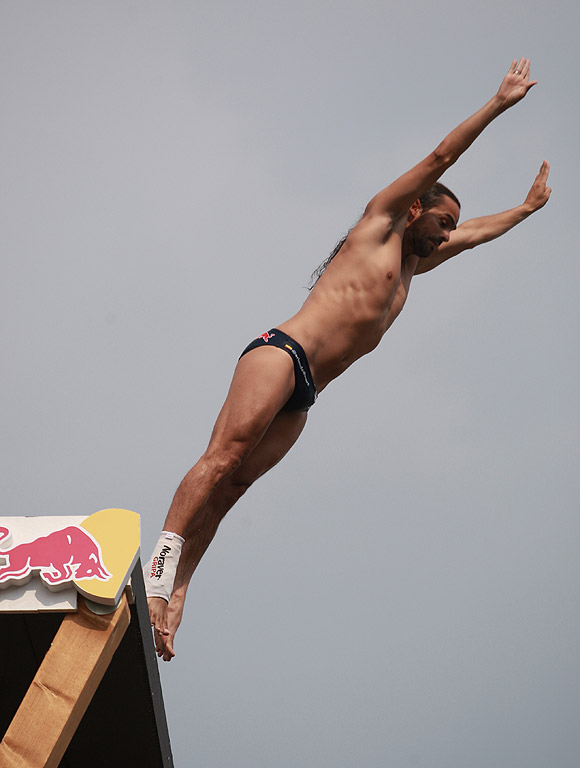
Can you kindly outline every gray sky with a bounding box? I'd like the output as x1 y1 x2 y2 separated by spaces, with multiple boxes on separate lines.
2 1 579 766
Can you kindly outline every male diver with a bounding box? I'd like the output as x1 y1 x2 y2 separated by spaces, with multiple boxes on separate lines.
145 59 551 660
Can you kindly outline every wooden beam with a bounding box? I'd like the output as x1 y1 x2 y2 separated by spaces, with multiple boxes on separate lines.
0 594 130 768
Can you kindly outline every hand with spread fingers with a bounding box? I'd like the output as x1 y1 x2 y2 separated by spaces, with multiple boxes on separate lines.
496 58 538 110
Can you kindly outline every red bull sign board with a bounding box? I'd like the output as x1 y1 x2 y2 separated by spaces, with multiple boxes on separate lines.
0 509 140 611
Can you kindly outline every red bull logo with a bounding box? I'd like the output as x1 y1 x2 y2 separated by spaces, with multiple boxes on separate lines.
259 331 275 343
0 525 112 588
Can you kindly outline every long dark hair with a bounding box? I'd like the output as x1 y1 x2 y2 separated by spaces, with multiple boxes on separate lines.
308 230 351 288
308 182 460 288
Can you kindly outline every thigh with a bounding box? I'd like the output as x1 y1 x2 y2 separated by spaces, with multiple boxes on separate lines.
206 345 296 460
228 408 308 488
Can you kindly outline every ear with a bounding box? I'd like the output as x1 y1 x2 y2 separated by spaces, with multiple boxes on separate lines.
407 199 422 223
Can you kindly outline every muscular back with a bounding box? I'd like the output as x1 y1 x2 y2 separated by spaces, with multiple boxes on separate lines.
279 210 419 391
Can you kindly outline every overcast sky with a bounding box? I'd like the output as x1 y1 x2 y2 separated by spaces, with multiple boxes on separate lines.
2 1 579 766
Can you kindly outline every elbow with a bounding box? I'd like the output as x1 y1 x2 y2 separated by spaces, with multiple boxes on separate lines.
431 143 455 169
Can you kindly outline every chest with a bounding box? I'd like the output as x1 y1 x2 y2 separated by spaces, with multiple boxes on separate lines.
374 253 416 330
369 233 415 315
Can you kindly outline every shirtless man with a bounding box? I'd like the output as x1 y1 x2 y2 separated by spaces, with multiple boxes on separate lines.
145 59 551 660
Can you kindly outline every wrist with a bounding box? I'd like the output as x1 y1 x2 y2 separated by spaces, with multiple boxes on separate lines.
170 583 188 600
519 201 536 218
490 92 509 116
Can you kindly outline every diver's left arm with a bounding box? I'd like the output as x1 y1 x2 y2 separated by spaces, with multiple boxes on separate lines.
414 161 551 274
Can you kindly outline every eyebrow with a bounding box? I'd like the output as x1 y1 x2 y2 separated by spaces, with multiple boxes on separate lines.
442 213 458 230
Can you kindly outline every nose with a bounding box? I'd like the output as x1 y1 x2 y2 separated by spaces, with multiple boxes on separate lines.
441 229 451 243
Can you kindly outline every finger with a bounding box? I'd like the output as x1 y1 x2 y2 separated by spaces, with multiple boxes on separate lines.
163 639 176 662
153 624 169 655
538 160 550 180
520 58 530 78
508 59 517 75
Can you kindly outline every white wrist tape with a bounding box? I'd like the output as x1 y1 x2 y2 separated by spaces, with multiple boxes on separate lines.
144 531 185 602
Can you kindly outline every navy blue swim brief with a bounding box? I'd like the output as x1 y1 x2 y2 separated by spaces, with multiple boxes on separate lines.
239 329 317 412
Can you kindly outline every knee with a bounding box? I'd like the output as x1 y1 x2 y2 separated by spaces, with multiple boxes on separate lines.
220 475 253 508
202 444 249 485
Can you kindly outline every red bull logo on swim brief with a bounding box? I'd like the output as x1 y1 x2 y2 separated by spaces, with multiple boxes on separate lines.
259 331 275 342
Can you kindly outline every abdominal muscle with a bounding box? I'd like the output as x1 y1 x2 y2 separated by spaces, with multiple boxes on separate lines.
278 235 416 392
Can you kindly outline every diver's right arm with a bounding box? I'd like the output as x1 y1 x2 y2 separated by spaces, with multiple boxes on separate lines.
365 59 537 220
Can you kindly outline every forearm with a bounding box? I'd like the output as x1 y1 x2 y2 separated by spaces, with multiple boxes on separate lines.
434 94 506 170
366 61 535 217
171 507 224 598
415 194 547 275
456 203 533 247
434 60 536 171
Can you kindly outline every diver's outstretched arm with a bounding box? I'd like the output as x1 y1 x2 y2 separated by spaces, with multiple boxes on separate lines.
414 160 551 274
366 59 538 221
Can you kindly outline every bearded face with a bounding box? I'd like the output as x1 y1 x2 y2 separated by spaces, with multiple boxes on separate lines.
407 213 442 258
406 197 460 259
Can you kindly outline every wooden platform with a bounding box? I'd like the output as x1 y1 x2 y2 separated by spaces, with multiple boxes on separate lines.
0 561 173 767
